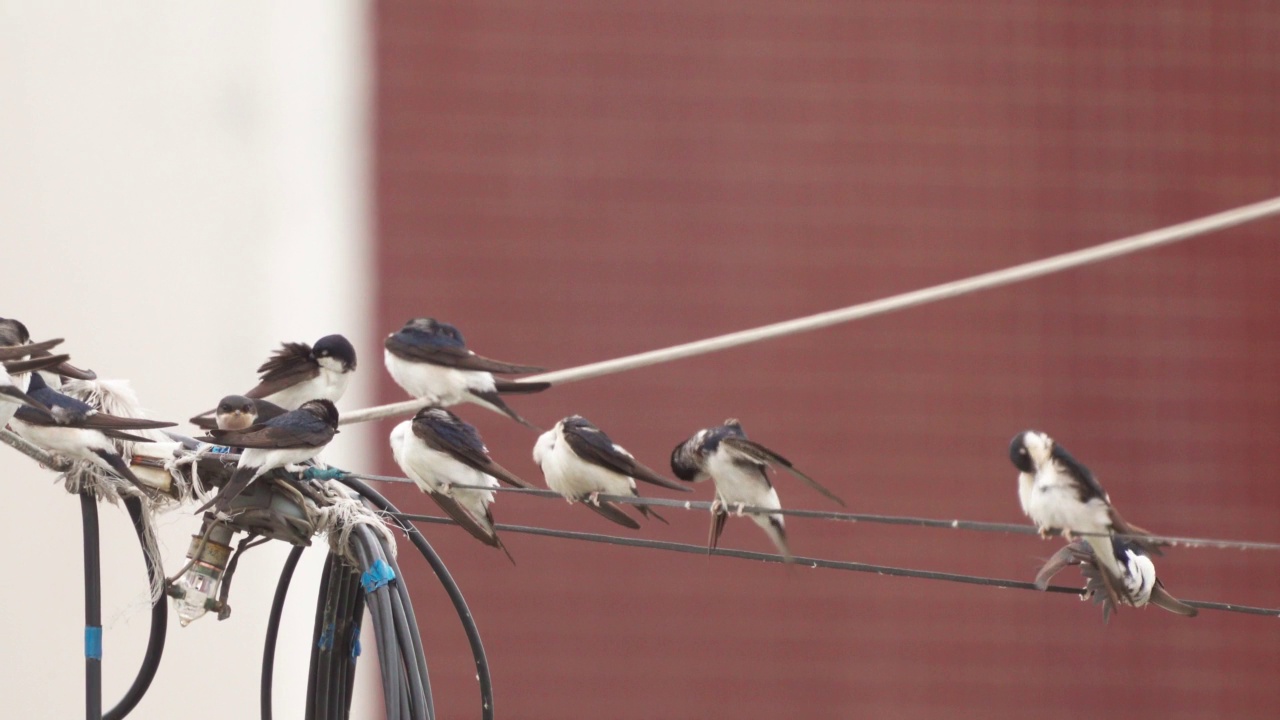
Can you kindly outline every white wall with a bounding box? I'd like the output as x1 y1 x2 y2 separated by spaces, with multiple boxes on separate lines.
0 2 374 717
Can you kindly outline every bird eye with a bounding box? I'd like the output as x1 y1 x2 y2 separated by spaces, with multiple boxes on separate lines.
242 405 253 413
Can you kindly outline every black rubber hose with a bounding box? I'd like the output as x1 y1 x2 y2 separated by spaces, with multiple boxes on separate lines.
80 492 102 720
336 477 494 720
103 497 168 720
261 544 305 720
343 583 366 718
305 553 337 720
329 557 355 720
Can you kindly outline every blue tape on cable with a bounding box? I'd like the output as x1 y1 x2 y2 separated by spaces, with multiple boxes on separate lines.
302 467 348 480
208 445 231 454
318 623 335 651
361 558 396 593
351 623 362 658
85 626 103 660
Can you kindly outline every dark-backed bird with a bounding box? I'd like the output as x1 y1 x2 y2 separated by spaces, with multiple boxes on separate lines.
0 352 69 427
1010 429 1165 609
671 418 845 560
391 406 532 559
1035 537 1197 621
242 334 357 409
383 318 549 428
9 373 177 490
0 318 94 388
189 395 287 432
195 399 340 513
533 415 688 529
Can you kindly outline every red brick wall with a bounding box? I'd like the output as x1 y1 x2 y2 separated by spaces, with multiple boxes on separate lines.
373 3 1280 718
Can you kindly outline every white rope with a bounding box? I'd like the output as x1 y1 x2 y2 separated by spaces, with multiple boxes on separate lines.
306 195 1274 425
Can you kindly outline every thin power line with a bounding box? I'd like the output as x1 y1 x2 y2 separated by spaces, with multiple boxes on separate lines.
339 195 1280 425
346 472 1280 553
390 511 1280 618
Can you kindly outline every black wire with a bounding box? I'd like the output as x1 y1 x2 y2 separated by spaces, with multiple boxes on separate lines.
343 581 366 719
305 553 336 720
80 492 102 720
349 472 1280 553
331 560 359 720
336 477 495 720
395 512 1280 618
103 497 168 720
262 544 305 720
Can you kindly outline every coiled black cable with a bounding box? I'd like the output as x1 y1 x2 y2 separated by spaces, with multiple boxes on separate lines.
262 544 305 720
336 477 494 720
103 497 168 720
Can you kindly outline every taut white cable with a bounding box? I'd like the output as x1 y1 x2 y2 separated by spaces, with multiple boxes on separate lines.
341 195 1280 425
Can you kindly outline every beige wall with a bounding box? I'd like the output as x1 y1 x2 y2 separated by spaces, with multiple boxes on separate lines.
0 2 373 717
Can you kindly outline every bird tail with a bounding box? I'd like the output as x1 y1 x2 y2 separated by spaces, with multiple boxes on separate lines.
195 465 259 514
429 491 510 559
707 508 728 554
584 500 641 530
93 448 148 492
752 513 793 563
469 389 541 431
1149 582 1198 617
636 504 668 525
1 353 70 376
493 379 551 395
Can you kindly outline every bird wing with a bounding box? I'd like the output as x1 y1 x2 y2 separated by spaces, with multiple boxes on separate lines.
1051 445 1110 504
411 413 533 489
2 354 70 375
384 333 543 374
562 422 689 492
720 436 846 507
0 338 63 361
206 412 333 449
244 342 318 399
1107 508 1167 556
1033 541 1091 590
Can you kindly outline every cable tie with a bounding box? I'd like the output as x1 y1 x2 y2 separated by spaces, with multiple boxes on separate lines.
85 625 102 661
361 558 396 593
302 467 348 480
317 622 335 651
207 445 232 455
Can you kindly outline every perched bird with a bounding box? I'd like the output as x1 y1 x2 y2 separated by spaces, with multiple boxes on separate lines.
0 318 94 387
671 419 845 559
195 399 340 513
243 334 357 409
10 373 177 490
0 352 69 424
384 318 549 428
1010 429 1164 608
390 407 533 560
533 415 689 529
188 395 287 432
1035 538 1198 621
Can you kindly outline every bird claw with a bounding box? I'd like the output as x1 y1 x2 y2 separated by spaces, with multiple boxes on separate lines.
587 491 601 506
1061 529 1075 542
733 502 747 516
1038 527 1053 540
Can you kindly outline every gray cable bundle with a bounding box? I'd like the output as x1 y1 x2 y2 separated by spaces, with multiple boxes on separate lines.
306 515 433 720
